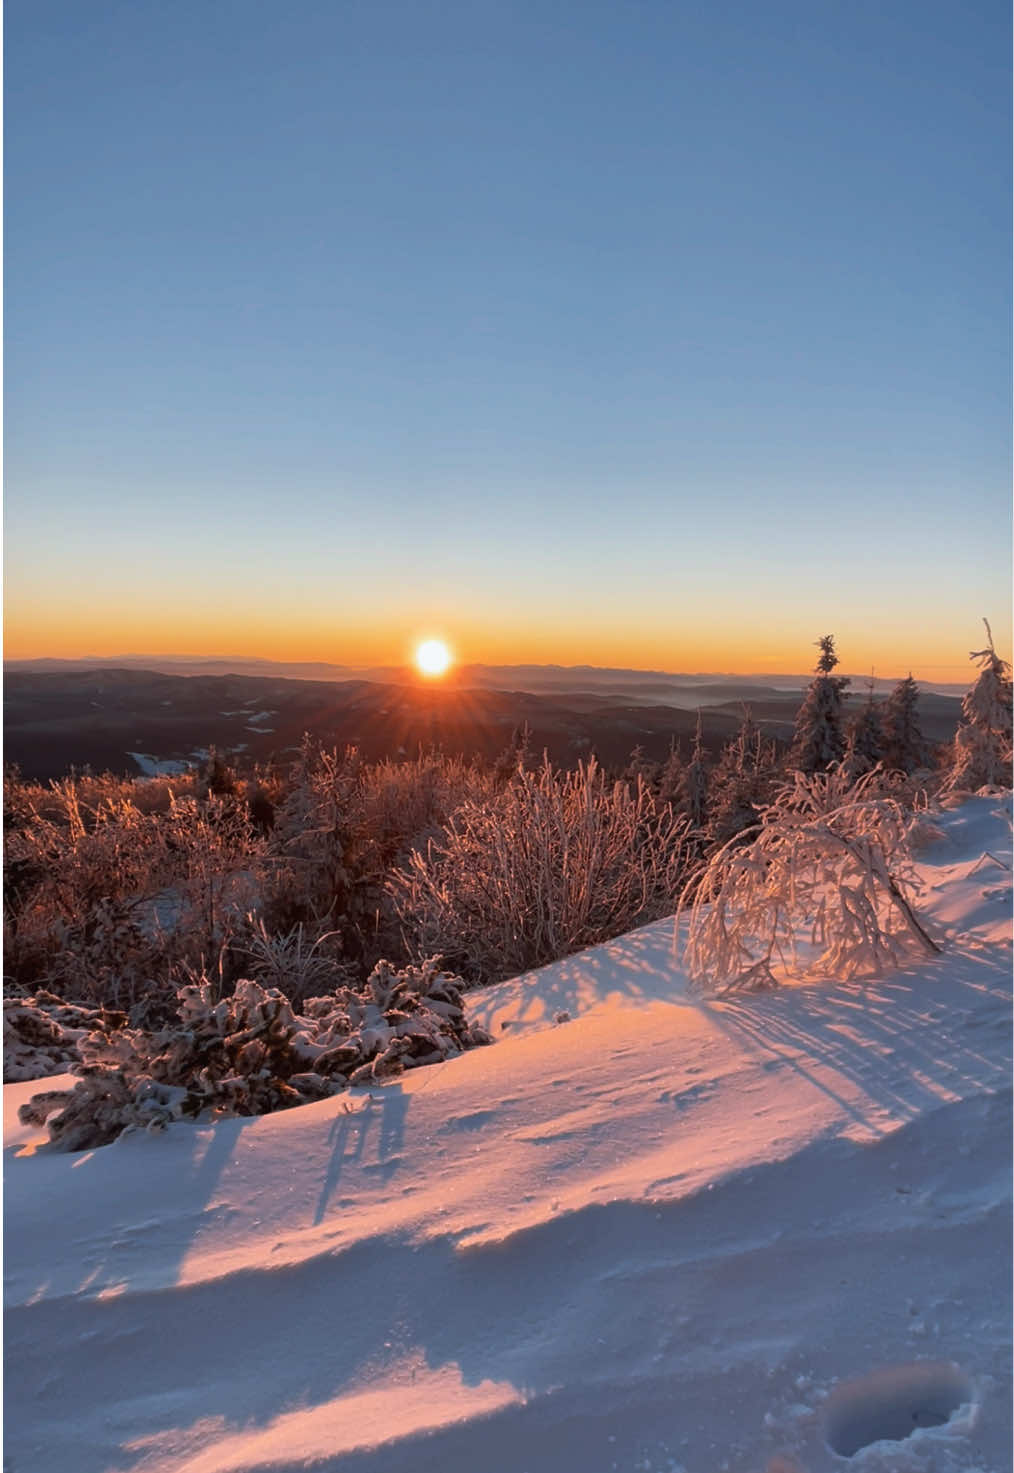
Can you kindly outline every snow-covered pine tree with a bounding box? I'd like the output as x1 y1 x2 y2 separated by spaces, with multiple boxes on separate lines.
947 620 1013 791
624 745 659 787
200 746 238 797
789 635 850 775
492 721 532 787
882 674 928 775
708 707 771 843
843 680 886 779
683 712 709 830
657 738 684 804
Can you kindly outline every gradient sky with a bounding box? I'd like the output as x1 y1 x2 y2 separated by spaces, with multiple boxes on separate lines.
5 0 1011 681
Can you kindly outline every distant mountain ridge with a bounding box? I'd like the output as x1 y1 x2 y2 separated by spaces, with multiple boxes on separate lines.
3 654 967 698
4 663 964 783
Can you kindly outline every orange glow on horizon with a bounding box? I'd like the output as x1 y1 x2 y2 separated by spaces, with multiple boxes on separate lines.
3 599 1006 686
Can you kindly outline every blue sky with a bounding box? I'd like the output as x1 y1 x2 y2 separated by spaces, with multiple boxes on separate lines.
5 0 1010 677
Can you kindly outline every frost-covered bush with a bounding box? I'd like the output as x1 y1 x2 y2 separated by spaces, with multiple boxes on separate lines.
4 777 265 1015
4 991 127 1081
390 757 692 983
677 768 940 993
19 959 492 1152
5 783 181 1006
3 749 493 1022
240 917 356 1005
263 743 491 964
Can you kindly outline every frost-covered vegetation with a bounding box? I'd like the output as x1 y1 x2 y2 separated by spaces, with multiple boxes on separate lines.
946 619 1013 793
678 765 940 992
5 626 1010 1147
16 960 490 1152
389 756 692 982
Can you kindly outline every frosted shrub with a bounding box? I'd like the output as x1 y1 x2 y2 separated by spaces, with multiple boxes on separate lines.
162 792 265 946
4 992 128 1082
5 786 179 1006
4 775 266 1014
270 746 490 900
678 768 940 993
19 959 492 1152
241 916 355 1005
390 757 692 983
683 712 709 831
264 743 495 974
769 761 915 818
4 750 489 1020
359 751 493 859
267 746 392 931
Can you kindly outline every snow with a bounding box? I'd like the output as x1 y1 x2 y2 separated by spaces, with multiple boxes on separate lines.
129 753 193 777
5 796 1011 1473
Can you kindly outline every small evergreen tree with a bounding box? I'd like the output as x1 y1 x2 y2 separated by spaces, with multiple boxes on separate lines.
947 621 1013 791
709 707 773 843
683 712 709 830
843 679 886 779
657 738 684 804
882 674 928 775
624 745 659 787
790 635 850 774
492 722 532 787
200 746 238 798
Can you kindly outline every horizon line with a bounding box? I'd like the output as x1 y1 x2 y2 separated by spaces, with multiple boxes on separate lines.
2 652 970 686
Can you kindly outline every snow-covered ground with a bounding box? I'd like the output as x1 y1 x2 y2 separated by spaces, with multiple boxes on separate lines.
128 753 193 778
5 796 1012 1473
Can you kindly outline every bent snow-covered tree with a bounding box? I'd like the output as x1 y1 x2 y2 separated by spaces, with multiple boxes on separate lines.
947 621 1013 791
790 635 851 774
677 766 939 993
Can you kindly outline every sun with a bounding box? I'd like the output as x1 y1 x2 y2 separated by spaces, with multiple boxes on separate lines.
415 638 453 677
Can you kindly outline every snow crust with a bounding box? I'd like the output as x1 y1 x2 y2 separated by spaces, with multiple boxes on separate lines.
5 796 1011 1473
